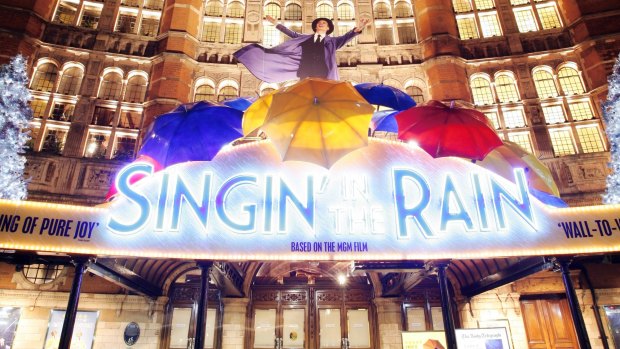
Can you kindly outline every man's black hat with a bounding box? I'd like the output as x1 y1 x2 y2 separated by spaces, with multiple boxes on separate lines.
312 17 334 35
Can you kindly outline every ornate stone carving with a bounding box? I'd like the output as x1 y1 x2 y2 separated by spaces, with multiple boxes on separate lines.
253 289 279 302
82 167 114 190
281 291 307 303
316 290 343 303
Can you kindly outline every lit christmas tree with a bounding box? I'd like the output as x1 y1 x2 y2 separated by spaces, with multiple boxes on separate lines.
604 54 620 204
0 55 33 200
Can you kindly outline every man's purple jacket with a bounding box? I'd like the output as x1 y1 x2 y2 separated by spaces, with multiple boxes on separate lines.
233 24 360 83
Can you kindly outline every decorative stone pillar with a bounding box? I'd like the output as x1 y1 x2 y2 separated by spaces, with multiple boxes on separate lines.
221 297 249 349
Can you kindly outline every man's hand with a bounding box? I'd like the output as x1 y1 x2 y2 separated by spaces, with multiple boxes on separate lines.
266 15 278 25
353 18 371 33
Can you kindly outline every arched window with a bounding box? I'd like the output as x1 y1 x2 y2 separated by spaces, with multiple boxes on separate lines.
99 72 123 100
124 75 148 103
226 1 244 17
195 84 216 101
205 0 224 16
373 2 391 19
558 66 584 95
532 69 558 98
316 3 333 19
406 86 425 104
474 0 494 10
218 81 238 101
470 76 494 105
337 3 354 20
494 73 520 103
394 1 412 17
265 2 281 19
285 3 302 20
31 63 58 92
57 66 83 95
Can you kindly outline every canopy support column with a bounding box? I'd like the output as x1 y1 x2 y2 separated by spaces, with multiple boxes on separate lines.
59 257 88 349
557 258 591 349
436 261 457 348
194 261 213 349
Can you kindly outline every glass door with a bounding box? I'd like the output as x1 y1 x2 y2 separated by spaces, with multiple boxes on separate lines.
318 308 342 349
253 308 277 348
282 308 305 349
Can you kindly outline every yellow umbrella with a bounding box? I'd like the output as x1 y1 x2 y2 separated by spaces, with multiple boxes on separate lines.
242 90 276 135
261 78 374 168
477 141 560 196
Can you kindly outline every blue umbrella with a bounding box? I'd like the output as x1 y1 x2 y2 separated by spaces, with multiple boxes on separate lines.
138 101 243 167
221 96 257 111
370 110 399 134
355 83 416 111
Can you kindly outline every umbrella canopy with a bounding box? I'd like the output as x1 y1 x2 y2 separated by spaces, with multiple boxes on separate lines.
242 91 276 135
477 141 560 196
261 78 374 168
222 96 256 112
354 83 416 111
370 110 399 134
138 101 243 167
396 100 502 161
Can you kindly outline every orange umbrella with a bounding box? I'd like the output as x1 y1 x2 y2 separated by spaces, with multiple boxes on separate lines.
261 78 374 168
477 141 560 196
242 90 276 135
396 100 502 161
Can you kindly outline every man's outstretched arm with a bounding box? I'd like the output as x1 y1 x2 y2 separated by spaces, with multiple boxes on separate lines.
266 15 300 38
333 18 371 49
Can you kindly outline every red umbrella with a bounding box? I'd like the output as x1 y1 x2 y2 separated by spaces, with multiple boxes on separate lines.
396 100 502 161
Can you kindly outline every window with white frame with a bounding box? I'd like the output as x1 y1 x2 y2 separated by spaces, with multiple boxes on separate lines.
456 15 479 39
502 109 526 128
452 0 472 13
542 105 565 124
478 12 501 37
113 134 138 160
140 13 161 36
99 72 123 100
376 26 394 45
549 128 575 156
373 2 390 19
576 125 605 153
532 69 558 98
265 2 281 18
79 4 102 29
51 102 75 121
119 110 143 129
57 67 84 95
202 21 220 41
92 106 116 126
125 75 148 103
31 99 48 118
31 63 58 92
54 1 77 24
483 111 501 129
205 0 224 16
406 86 425 104
226 1 245 18
195 84 216 101
558 66 585 95
338 3 355 20
394 1 413 18
316 3 334 19
513 8 537 32
84 131 110 158
218 82 238 101
116 11 137 33
263 24 282 47
338 25 357 46
224 22 242 43
511 0 562 33
397 22 416 44
494 74 520 103
285 3 302 20
470 76 494 105
507 132 533 153
42 126 68 153
568 101 593 121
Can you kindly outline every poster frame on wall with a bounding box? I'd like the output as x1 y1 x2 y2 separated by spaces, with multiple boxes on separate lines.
0 307 21 349
42 310 99 349
455 327 511 349
401 331 447 349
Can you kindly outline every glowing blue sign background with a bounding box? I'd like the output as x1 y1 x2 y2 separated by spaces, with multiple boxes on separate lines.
1 139 620 260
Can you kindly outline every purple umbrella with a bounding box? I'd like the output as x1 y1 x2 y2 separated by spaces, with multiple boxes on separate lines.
370 110 399 134
355 83 416 111
138 101 243 167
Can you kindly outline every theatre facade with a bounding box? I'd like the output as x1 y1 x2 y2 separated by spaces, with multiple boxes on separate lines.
1 0 620 348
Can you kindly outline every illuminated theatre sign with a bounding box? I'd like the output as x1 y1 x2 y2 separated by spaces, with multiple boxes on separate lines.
2 139 620 260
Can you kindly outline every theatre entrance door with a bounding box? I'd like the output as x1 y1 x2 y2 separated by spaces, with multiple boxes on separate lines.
248 281 376 349
520 294 578 349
